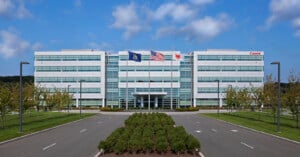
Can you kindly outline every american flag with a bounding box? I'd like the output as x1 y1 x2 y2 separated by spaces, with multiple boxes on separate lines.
150 51 165 61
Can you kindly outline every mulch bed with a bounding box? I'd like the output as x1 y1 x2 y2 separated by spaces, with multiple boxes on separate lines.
99 151 199 157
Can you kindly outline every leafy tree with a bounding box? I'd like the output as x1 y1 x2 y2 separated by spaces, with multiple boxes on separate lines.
263 74 278 124
237 88 252 110
284 71 300 128
251 86 264 119
225 86 238 112
0 84 14 129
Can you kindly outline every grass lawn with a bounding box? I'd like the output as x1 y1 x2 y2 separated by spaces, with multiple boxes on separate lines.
203 111 300 142
0 111 95 142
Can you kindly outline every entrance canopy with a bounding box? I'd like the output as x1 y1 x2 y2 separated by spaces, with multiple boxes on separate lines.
132 92 167 97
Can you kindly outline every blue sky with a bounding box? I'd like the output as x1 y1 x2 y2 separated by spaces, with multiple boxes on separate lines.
0 0 299 82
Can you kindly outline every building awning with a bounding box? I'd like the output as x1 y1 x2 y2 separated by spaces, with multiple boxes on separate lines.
132 92 167 97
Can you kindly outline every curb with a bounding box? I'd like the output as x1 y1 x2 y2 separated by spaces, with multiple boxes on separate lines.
94 150 205 157
0 115 96 145
206 115 300 145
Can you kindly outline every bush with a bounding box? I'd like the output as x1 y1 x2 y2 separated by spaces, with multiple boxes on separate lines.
113 139 127 154
185 135 200 151
156 140 168 153
171 141 186 153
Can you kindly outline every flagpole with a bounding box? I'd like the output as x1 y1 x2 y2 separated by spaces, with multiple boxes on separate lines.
148 53 150 112
171 55 173 110
126 58 128 111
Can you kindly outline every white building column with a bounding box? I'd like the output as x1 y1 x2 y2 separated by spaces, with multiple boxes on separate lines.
76 98 79 108
102 99 105 107
155 96 158 108
193 98 196 107
141 97 144 108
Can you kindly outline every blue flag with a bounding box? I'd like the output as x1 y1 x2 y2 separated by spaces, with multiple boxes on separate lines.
128 51 141 62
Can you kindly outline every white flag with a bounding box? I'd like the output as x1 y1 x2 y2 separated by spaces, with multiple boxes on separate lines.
173 53 182 61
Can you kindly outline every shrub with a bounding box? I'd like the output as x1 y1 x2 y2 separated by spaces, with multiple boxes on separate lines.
113 139 127 154
185 135 201 151
142 137 154 152
156 140 168 153
171 140 186 153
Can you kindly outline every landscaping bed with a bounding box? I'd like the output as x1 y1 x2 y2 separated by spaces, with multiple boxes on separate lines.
98 113 200 156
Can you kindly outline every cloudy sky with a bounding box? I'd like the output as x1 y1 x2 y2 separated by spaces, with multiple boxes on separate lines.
0 0 299 82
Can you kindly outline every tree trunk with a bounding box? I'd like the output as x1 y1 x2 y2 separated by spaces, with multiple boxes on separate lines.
296 112 299 128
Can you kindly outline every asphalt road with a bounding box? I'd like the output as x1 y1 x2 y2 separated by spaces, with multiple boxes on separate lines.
1 112 300 157
0 114 128 157
171 114 300 157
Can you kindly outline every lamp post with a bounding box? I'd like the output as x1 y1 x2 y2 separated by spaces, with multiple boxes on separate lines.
67 85 71 113
79 80 84 118
20 61 29 132
215 80 220 116
271 61 281 132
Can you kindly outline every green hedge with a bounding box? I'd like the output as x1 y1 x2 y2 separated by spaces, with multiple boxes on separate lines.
100 107 124 112
98 113 201 155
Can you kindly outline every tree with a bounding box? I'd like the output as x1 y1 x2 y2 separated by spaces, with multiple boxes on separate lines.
237 88 252 110
284 71 300 128
0 84 14 129
22 83 35 112
263 74 278 124
251 86 264 119
226 86 238 112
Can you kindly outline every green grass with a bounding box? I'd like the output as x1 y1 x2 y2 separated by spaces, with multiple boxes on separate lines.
0 111 95 142
203 111 300 142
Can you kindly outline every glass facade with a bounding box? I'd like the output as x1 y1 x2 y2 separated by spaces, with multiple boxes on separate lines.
34 50 264 108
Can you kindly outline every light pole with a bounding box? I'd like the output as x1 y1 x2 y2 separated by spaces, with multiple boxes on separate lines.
20 61 29 132
67 85 71 113
271 61 281 132
79 80 84 118
215 80 220 116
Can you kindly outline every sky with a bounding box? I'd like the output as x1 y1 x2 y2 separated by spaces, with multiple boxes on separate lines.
0 0 299 82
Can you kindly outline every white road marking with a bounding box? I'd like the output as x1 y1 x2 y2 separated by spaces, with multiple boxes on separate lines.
195 130 202 133
241 142 254 149
230 129 238 132
80 128 87 133
42 143 56 151
196 121 200 124
211 128 217 132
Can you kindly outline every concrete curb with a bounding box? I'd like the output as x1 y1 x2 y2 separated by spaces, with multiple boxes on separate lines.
94 150 204 157
0 115 96 145
206 115 300 145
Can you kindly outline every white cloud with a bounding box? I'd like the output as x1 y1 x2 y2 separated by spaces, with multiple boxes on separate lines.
0 0 31 19
88 42 110 49
0 29 30 58
189 0 214 5
74 0 82 8
111 3 144 39
156 14 233 41
0 0 14 17
183 14 233 41
152 3 195 21
266 0 300 37
32 42 43 51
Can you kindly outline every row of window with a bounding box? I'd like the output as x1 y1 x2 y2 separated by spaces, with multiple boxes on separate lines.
198 66 263 71
119 66 180 71
48 88 101 93
35 55 101 61
119 77 180 82
198 55 263 61
35 66 101 72
119 55 173 61
35 77 101 83
197 77 263 82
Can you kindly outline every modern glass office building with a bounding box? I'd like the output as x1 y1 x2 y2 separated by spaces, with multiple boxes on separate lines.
34 49 264 108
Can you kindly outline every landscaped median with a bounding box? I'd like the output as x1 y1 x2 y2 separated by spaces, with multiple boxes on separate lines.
98 113 201 156
0 111 95 142
203 111 300 142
